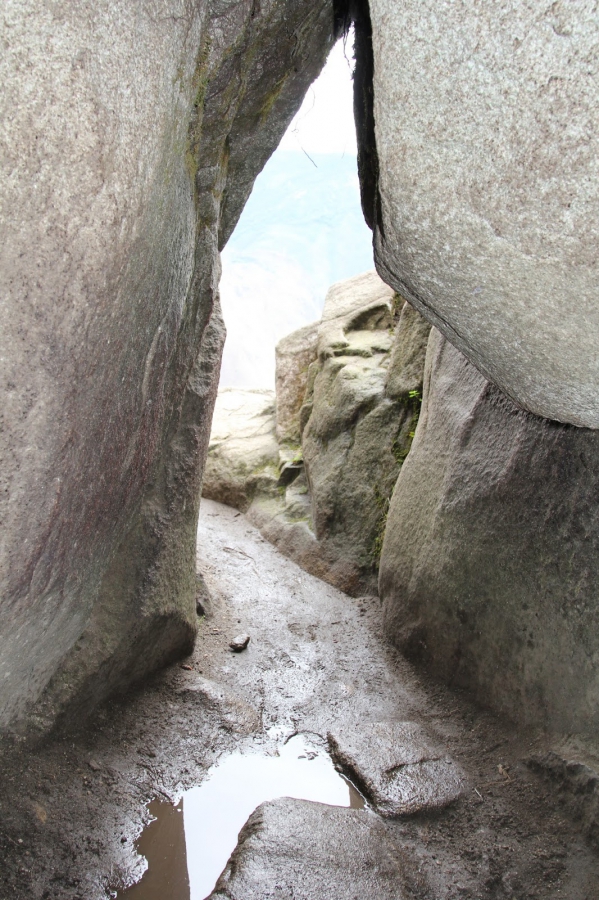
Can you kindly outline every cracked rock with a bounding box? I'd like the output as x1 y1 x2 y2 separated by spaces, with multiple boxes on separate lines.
328 721 466 816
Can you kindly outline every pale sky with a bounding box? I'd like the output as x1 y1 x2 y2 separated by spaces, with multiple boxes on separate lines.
279 35 356 155
219 33 372 390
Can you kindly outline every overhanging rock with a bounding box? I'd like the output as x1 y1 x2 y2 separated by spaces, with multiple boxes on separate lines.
0 0 337 736
364 0 599 428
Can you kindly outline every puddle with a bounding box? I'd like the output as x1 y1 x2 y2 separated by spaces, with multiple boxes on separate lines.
117 734 364 900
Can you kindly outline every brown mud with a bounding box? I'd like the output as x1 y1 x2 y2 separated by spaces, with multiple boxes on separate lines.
0 499 598 899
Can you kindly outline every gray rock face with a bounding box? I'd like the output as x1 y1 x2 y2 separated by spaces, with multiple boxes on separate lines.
202 389 279 512
0 0 336 735
275 322 319 444
208 797 420 900
298 274 397 591
385 301 434 402
299 272 429 593
380 329 599 735
328 721 465 817
367 0 599 428
247 271 430 595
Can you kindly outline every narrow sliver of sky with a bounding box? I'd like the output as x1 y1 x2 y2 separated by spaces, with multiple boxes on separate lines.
218 35 374 389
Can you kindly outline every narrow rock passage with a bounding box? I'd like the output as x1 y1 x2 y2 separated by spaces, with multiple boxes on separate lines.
197 499 430 743
196 500 598 899
1 500 598 899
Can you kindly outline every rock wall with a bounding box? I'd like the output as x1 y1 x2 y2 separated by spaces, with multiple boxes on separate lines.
0 0 337 736
297 272 428 593
379 329 599 737
6 0 596 745
360 0 599 428
327 0 599 737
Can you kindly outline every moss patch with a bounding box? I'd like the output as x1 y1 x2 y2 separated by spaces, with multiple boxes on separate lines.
392 390 422 465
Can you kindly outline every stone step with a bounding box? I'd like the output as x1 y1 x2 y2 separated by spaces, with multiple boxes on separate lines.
328 720 466 817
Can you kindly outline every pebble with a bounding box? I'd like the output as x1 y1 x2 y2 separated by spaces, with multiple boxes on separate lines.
229 633 250 652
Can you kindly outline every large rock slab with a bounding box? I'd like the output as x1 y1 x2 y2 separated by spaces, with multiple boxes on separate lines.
208 797 421 899
202 389 279 512
380 329 599 735
0 0 337 735
367 0 599 428
328 721 465 817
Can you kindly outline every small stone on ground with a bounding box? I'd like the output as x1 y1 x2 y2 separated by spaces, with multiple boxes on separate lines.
229 633 250 652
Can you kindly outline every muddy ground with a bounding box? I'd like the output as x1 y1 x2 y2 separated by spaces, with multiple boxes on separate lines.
0 498 598 899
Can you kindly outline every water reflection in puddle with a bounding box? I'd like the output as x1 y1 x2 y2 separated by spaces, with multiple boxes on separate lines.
117 734 364 900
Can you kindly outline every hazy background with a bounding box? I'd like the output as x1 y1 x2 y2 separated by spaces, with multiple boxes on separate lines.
219 35 374 388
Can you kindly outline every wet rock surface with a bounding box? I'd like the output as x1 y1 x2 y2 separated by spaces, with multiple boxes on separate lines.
380 329 599 735
208 797 421 900
368 0 599 427
0 500 597 899
328 721 465 816
175 673 259 733
527 744 599 846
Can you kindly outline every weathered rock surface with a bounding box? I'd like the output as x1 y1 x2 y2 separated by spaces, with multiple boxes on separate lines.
380 329 599 735
275 322 319 444
328 721 465 817
385 301 434 402
0 0 337 735
251 271 430 594
365 0 599 428
298 272 405 592
208 797 420 900
202 389 279 512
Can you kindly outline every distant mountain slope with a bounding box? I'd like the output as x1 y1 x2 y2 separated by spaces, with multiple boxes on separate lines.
219 150 374 388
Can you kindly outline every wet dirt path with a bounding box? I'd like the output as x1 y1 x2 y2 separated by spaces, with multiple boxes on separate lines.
194 501 599 900
0 499 598 899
